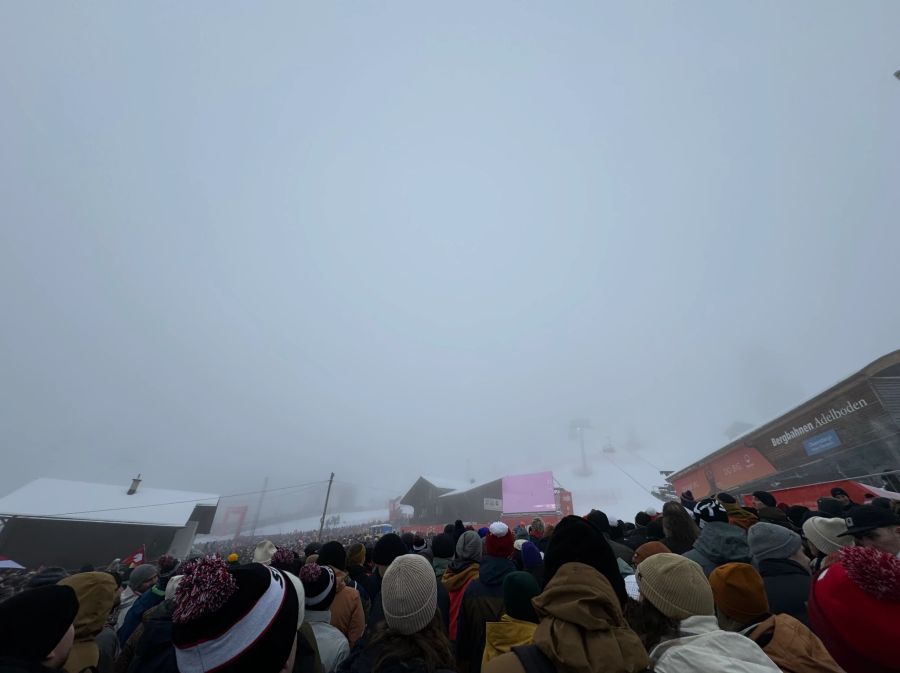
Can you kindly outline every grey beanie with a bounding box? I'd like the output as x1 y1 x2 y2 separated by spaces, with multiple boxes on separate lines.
455 530 483 563
382 554 438 635
128 564 159 589
747 522 802 562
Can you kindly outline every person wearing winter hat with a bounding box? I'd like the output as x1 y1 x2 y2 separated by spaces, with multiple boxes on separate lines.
786 505 810 530
118 556 180 646
430 533 455 579
624 541 670 600
115 564 158 631
518 542 543 586
629 554 780 673
839 504 900 556
830 487 855 510
0 585 80 672
254 540 278 565
56 572 118 673
298 564 349 673
315 542 365 648
481 573 540 667
346 542 376 603
709 563 843 673
752 491 777 509
801 516 851 573
485 518 649 673
477 527 490 539
116 574 184 673
340 555 454 673
747 522 811 624
683 499 751 576
272 549 303 576
528 516 548 552
808 545 900 673
456 523 517 673
544 515 628 606
441 530 482 642
172 558 300 673
717 493 759 531
816 497 845 518
366 534 449 643
585 509 636 566
660 501 699 554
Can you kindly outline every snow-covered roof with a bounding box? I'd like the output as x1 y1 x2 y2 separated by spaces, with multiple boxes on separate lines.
0 478 219 527
419 476 471 492
438 477 502 498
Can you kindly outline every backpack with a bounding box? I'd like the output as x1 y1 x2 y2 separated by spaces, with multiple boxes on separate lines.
511 645 555 673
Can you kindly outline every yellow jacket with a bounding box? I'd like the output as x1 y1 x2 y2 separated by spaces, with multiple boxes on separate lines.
482 614 537 667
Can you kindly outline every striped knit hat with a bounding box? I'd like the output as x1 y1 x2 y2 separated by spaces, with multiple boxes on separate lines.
299 563 337 611
172 558 299 673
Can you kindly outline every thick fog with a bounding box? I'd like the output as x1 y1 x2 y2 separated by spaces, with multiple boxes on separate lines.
2 3 899 520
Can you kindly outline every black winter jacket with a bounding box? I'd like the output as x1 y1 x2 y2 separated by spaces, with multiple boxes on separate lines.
456 556 516 673
757 557 811 625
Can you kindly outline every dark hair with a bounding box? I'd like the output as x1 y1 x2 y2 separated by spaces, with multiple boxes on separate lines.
662 501 700 551
635 512 652 527
625 597 681 652
368 611 454 673
645 520 664 541
716 492 736 504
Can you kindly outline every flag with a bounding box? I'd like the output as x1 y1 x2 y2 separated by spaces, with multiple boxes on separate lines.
122 545 145 567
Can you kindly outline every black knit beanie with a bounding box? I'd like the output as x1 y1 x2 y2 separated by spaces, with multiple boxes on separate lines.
317 541 348 572
543 515 627 606
431 533 455 560
373 534 408 567
0 585 79 661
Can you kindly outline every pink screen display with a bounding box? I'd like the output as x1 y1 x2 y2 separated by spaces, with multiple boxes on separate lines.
502 472 555 513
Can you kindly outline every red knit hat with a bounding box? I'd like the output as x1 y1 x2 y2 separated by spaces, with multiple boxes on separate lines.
485 522 515 558
808 546 900 673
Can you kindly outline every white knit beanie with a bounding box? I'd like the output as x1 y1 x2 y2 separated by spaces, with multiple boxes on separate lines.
802 516 851 555
382 554 438 635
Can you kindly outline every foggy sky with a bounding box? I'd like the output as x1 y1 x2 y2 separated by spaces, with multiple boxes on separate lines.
2 3 899 517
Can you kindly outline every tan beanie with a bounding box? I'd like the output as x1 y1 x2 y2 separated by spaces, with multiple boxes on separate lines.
636 553 715 619
382 554 438 635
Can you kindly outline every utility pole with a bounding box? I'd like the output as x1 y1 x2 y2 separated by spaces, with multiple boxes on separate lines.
250 476 268 538
318 472 335 542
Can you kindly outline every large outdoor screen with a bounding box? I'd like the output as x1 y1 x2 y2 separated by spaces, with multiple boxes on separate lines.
502 471 556 513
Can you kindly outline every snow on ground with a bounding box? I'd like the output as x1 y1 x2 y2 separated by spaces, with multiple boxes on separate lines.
196 507 392 542
542 449 667 522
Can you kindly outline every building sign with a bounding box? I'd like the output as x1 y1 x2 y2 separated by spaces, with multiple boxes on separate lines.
769 399 868 448
483 497 503 512
762 383 891 468
670 379 900 498
802 429 842 456
672 446 777 501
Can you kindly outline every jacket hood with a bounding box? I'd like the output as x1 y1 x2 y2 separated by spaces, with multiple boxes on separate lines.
693 522 751 564
484 615 537 662
531 562 649 673
479 556 516 587
442 562 480 592
746 614 843 673
651 616 781 673
58 572 118 640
